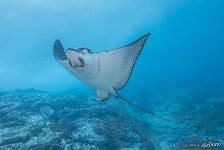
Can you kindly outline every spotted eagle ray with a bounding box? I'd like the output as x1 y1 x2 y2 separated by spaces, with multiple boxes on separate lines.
53 33 169 121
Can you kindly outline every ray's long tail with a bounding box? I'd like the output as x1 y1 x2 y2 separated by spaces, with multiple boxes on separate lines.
118 96 170 122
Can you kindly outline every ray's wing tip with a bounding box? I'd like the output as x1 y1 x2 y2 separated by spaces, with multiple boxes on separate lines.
54 39 61 47
55 39 60 42
135 33 151 44
144 33 151 38
137 33 151 42
53 39 67 61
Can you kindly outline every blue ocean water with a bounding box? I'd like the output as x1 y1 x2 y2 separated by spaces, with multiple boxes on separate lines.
0 0 224 149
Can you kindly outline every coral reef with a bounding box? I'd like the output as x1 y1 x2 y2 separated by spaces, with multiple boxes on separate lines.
0 86 223 149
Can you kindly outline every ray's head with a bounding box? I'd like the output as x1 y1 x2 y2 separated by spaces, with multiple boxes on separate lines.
66 48 92 69
53 39 95 78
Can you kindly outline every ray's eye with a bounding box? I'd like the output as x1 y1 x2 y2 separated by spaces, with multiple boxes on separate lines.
68 60 72 66
79 57 84 63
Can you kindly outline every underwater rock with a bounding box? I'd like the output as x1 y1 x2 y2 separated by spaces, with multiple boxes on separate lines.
40 106 55 117
72 118 105 143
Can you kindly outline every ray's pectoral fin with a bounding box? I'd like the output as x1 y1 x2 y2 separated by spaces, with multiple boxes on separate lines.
113 33 150 90
99 33 151 91
53 39 74 73
53 39 68 61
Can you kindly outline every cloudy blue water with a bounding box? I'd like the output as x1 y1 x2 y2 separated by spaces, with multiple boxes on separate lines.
0 0 224 149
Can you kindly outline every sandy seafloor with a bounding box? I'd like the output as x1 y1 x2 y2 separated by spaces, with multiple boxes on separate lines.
0 86 223 150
